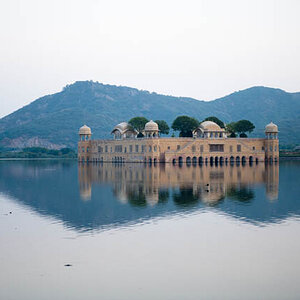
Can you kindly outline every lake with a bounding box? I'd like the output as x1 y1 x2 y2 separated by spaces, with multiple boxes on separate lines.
0 160 300 300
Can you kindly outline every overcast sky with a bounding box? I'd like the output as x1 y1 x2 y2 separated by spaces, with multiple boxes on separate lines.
0 0 299 117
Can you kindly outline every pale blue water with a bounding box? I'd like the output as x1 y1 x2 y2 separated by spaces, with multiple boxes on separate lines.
0 160 300 300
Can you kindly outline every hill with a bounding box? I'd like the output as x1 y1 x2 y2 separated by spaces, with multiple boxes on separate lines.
0 81 299 149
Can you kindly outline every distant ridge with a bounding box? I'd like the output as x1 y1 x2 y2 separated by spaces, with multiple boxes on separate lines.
0 81 299 149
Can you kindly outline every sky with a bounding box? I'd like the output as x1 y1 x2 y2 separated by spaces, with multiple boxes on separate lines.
0 0 299 117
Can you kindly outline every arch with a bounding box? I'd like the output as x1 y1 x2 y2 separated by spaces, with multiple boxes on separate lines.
198 156 203 164
242 156 246 164
172 158 176 165
274 157 278 163
269 156 273 163
149 157 152 164
192 156 197 164
205 157 208 164
178 157 183 164
249 156 253 163
220 156 224 164
236 156 240 163
255 157 259 164
210 157 214 164
215 157 219 164
153 158 157 164
225 157 228 164
186 156 191 164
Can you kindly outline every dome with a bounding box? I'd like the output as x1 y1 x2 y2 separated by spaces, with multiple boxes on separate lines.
265 122 278 133
200 121 222 131
113 122 130 132
144 120 159 132
79 125 92 135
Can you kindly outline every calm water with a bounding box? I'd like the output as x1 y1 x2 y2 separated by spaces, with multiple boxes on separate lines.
0 160 300 300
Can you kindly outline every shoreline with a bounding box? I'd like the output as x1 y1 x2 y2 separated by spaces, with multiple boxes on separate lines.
0 158 77 161
0 157 300 161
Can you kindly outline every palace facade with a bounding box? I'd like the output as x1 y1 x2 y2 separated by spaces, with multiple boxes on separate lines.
78 120 279 164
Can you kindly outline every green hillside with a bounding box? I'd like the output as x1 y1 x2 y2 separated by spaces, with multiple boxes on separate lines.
0 81 299 149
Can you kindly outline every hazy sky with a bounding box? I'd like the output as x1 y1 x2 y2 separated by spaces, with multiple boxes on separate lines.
0 0 299 117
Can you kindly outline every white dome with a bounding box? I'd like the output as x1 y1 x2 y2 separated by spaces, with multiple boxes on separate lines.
265 122 278 133
114 122 130 132
200 121 222 131
145 120 159 132
111 122 136 134
79 125 92 135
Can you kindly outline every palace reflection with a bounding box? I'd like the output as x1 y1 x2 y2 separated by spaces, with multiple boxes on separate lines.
78 162 279 206
1 160 298 232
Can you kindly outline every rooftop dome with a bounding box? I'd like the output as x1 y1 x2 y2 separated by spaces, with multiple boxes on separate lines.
265 122 278 133
145 120 159 132
200 121 222 131
113 122 130 132
112 122 136 134
79 125 92 135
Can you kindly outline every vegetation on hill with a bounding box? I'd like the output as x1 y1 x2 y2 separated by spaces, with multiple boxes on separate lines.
0 81 299 148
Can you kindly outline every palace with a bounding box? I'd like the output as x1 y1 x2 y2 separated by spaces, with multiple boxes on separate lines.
78 120 279 164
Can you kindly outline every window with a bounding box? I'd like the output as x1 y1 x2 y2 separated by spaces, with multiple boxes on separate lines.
215 133 218 138
124 147 127 153
105 145 108 152
86 147 89 153
114 131 121 140
210 133 213 138
270 146 273 151
275 146 277 151
230 146 233 152
98 146 103 153
200 145 203 152
168 146 170 150
209 144 224 152
219 133 223 138
110 147 112 153
262 146 265 151
177 145 180 150
129 145 133 153
237 145 241 152
135 145 139 153
154 146 157 152
252 146 255 150
149 146 152 152
192 145 196 152
82 147 85 153
141 145 145 153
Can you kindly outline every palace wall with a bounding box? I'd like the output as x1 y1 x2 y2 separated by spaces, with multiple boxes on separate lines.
78 137 279 163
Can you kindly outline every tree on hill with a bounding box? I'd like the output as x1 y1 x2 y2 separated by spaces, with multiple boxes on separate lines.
128 117 149 136
203 116 225 128
234 120 255 137
155 120 170 135
171 116 199 137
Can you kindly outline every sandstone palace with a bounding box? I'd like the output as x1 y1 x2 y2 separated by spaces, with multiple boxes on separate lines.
78 120 279 164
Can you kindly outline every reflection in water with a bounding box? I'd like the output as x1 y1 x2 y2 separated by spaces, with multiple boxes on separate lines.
78 162 279 206
0 160 299 231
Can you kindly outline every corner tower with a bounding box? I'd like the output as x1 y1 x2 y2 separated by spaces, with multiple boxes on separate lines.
78 125 92 162
265 122 279 162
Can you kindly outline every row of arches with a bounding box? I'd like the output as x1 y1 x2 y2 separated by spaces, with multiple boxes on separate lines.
171 156 278 165
79 155 278 164
172 156 258 165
